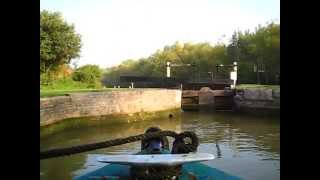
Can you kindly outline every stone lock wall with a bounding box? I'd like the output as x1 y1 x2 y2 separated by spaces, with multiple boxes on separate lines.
235 88 280 110
40 89 182 126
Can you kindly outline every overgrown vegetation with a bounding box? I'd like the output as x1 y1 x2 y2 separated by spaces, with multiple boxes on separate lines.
40 88 130 98
72 65 103 88
40 10 103 89
40 10 81 83
237 84 280 90
102 22 280 86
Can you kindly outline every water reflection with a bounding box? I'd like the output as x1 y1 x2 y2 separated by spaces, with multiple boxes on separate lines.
40 116 182 180
40 111 279 180
181 111 279 155
216 140 222 158
180 111 279 180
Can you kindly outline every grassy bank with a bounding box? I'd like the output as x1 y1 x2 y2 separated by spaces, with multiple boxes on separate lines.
237 84 280 90
40 88 132 98
40 77 130 97
42 89 103 97
41 81 280 98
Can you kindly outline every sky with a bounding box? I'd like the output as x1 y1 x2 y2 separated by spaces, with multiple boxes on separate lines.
40 0 280 68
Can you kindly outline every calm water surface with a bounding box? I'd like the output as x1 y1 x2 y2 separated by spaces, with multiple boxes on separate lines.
40 111 279 180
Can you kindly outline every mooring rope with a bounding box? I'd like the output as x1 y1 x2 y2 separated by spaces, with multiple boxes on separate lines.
40 130 199 160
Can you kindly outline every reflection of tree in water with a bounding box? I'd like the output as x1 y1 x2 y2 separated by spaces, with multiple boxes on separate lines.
180 111 279 157
40 111 279 180
41 114 182 150
215 140 222 158
40 153 86 180
40 114 183 180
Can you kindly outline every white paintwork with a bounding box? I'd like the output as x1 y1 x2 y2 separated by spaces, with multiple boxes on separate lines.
230 72 237 81
97 153 215 166
167 62 171 78
230 62 237 89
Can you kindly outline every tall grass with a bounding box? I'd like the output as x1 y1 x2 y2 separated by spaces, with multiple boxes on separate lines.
40 77 105 97
40 77 102 90
237 84 280 90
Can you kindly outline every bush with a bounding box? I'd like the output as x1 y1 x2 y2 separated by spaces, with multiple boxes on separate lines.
72 65 102 87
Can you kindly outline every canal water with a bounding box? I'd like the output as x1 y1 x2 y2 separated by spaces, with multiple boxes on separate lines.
40 111 280 180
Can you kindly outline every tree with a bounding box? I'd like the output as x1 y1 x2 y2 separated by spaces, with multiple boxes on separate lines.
40 10 81 75
227 32 240 62
101 22 279 86
235 22 280 84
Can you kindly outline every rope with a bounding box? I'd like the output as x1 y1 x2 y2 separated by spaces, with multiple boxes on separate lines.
40 130 198 160
171 131 199 154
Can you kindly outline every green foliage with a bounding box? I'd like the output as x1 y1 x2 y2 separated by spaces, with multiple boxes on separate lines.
40 88 131 98
102 41 230 85
40 10 81 74
237 84 280 90
101 22 279 86
234 22 280 84
41 64 103 91
40 77 93 90
72 65 103 88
